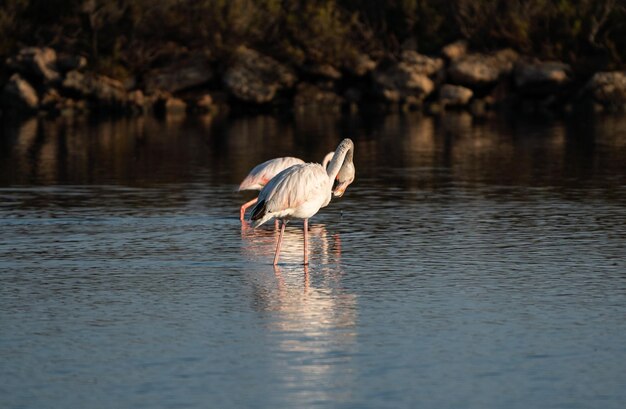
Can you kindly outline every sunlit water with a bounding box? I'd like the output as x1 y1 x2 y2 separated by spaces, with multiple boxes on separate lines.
1 112 625 408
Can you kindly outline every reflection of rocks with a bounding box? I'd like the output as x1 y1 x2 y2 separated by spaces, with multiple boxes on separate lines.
1 74 39 111
223 46 296 104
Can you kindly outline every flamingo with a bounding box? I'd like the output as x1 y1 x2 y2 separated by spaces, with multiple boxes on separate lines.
238 152 337 221
249 138 355 265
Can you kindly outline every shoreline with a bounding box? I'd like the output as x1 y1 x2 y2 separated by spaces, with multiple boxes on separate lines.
1 44 625 120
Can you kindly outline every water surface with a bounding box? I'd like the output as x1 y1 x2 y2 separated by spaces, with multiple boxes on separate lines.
1 112 625 408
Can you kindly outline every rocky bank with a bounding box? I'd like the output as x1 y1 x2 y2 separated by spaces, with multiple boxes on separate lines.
1 42 625 118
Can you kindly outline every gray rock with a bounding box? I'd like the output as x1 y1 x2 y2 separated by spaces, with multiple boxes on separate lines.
439 84 473 106
144 53 213 94
6 47 60 82
448 49 519 88
62 70 127 107
373 60 435 103
223 47 296 104
583 71 626 109
515 60 570 91
400 50 444 76
1 73 39 111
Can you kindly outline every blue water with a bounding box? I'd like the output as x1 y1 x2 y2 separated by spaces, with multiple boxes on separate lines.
1 112 625 408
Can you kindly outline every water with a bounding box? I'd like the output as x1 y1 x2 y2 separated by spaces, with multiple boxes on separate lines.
1 112 625 408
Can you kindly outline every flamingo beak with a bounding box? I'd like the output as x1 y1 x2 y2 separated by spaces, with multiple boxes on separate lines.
333 180 350 197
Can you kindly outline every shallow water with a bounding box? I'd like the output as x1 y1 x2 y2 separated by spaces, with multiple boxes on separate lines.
1 112 625 408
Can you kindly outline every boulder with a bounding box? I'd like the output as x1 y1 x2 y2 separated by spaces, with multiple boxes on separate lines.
439 84 473 106
515 60 570 94
400 50 444 76
372 58 436 103
6 47 60 82
448 49 519 88
144 53 213 94
62 70 127 107
583 71 626 109
223 47 296 104
1 73 39 111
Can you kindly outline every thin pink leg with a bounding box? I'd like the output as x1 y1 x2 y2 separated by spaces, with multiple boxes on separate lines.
274 219 279 229
273 220 286 265
303 218 309 265
240 197 258 221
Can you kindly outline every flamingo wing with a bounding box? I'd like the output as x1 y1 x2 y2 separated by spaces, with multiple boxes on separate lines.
239 156 304 191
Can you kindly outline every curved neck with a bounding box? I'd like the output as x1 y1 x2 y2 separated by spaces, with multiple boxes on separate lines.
326 139 354 182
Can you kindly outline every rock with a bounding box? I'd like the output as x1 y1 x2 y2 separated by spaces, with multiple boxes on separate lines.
127 90 147 113
448 49 519 88
442 40 468 61
293 83 344 109
144 53 213 94
344 53 376 77
583 71 626 109
223 47 296 104
302 63 342 80
400 50 444 76
56 55 88 73
373 60 435 103
153 94 187 116
6 47 60 82
439 84 473 106
62 70 127 108
1 73 39 111
515 60 570 94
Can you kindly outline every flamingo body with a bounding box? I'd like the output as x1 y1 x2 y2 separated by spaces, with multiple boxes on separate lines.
251 163 331 228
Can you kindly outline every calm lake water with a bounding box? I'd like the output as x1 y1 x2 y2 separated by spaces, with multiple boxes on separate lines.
1 111 625 408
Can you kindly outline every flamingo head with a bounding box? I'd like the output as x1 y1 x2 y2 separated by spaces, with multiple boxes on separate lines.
332 161 355 197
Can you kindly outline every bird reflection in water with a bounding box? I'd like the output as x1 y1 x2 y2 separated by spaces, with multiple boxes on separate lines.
252 262 357 404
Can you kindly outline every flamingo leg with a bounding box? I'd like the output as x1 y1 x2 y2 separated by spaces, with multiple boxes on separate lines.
273 220 286 265
274 219 279 229
240 197 258 221
303 218 309 265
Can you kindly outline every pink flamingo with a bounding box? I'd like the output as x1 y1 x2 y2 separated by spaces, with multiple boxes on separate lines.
238 152 336 221
250 138 355 265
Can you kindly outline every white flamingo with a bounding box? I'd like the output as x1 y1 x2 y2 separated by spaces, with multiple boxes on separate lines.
238 152 337 221
250 138 355 265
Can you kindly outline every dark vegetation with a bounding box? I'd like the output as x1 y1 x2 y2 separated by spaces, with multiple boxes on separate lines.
1 0 625 80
